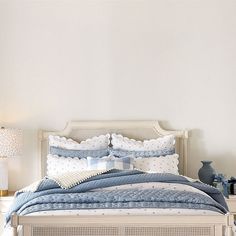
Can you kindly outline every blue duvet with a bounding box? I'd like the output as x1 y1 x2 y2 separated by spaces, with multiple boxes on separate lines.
6 170 228 223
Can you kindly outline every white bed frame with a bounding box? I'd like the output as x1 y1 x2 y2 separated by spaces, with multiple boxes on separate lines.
10 120 234 236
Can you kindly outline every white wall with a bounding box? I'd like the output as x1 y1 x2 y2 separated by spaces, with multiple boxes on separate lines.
0 0 236 190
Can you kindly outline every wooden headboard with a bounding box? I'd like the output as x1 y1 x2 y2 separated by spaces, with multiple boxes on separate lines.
39 121 189 178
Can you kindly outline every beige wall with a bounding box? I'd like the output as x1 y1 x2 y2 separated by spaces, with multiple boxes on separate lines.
0 0 236 190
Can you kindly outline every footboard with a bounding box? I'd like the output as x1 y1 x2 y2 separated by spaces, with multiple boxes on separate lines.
11 214 234 236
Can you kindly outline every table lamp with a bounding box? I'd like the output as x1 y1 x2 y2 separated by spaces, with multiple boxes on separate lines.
0 127 22 196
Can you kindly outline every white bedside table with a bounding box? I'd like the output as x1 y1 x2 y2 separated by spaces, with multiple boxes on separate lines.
0 192 15 235
226 195 236 215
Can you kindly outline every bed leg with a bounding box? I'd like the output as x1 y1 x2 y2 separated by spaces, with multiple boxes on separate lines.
225 226 233 236
11 213 18 236
225 214 235 236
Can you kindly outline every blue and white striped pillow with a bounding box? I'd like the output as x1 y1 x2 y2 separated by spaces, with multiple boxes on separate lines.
87 156 134 171
50 146 109 158
109 148 175 158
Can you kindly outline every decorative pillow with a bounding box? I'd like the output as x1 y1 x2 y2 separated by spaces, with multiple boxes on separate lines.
111 134 175 151
50 146 109 158
87 156 134 171
47 154 88 176
109 148 175 158
133 154 179 174
49 134 110 150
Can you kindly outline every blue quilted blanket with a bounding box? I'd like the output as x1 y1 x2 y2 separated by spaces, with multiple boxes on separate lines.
5 170 228 223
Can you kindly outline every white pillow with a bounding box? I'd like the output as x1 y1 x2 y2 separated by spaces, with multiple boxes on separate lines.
111 133 175 151
49 134 110 150
133 154 179 175
47 154 88 176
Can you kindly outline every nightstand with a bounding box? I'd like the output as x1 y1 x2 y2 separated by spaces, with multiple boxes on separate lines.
0 192 15 235
226 195 236 215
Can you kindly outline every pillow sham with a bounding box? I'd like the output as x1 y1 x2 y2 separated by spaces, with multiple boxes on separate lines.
87 156 134 171
50 146 109 158
49 134 110 150
111 134 175 151
47 154 88 176
133 154 179 174
109 148 175 158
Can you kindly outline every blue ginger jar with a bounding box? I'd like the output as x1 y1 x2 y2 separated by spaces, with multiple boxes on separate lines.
198 161 216 185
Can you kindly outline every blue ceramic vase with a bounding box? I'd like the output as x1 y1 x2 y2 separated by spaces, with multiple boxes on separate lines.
198 161 216 185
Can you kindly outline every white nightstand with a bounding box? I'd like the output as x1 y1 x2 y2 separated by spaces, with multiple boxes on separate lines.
0 192 15 235
226 194 236 217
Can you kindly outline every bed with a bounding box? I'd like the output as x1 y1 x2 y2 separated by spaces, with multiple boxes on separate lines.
5 120 235 236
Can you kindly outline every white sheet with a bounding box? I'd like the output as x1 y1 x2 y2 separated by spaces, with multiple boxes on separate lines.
26 208 221 216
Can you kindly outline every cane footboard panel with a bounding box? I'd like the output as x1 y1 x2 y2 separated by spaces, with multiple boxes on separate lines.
30 225 215 236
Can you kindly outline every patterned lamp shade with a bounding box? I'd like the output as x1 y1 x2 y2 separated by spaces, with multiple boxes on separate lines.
0 127 22 196
0 128 22 157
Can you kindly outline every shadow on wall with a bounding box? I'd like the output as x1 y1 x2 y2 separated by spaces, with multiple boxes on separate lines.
188 129 208 178
208 153 235 179
189 131 236 179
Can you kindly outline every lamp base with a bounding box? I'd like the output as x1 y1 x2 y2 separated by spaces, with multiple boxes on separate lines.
0 190 8 196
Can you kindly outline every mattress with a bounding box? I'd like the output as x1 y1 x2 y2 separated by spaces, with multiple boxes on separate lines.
25 207 221 216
